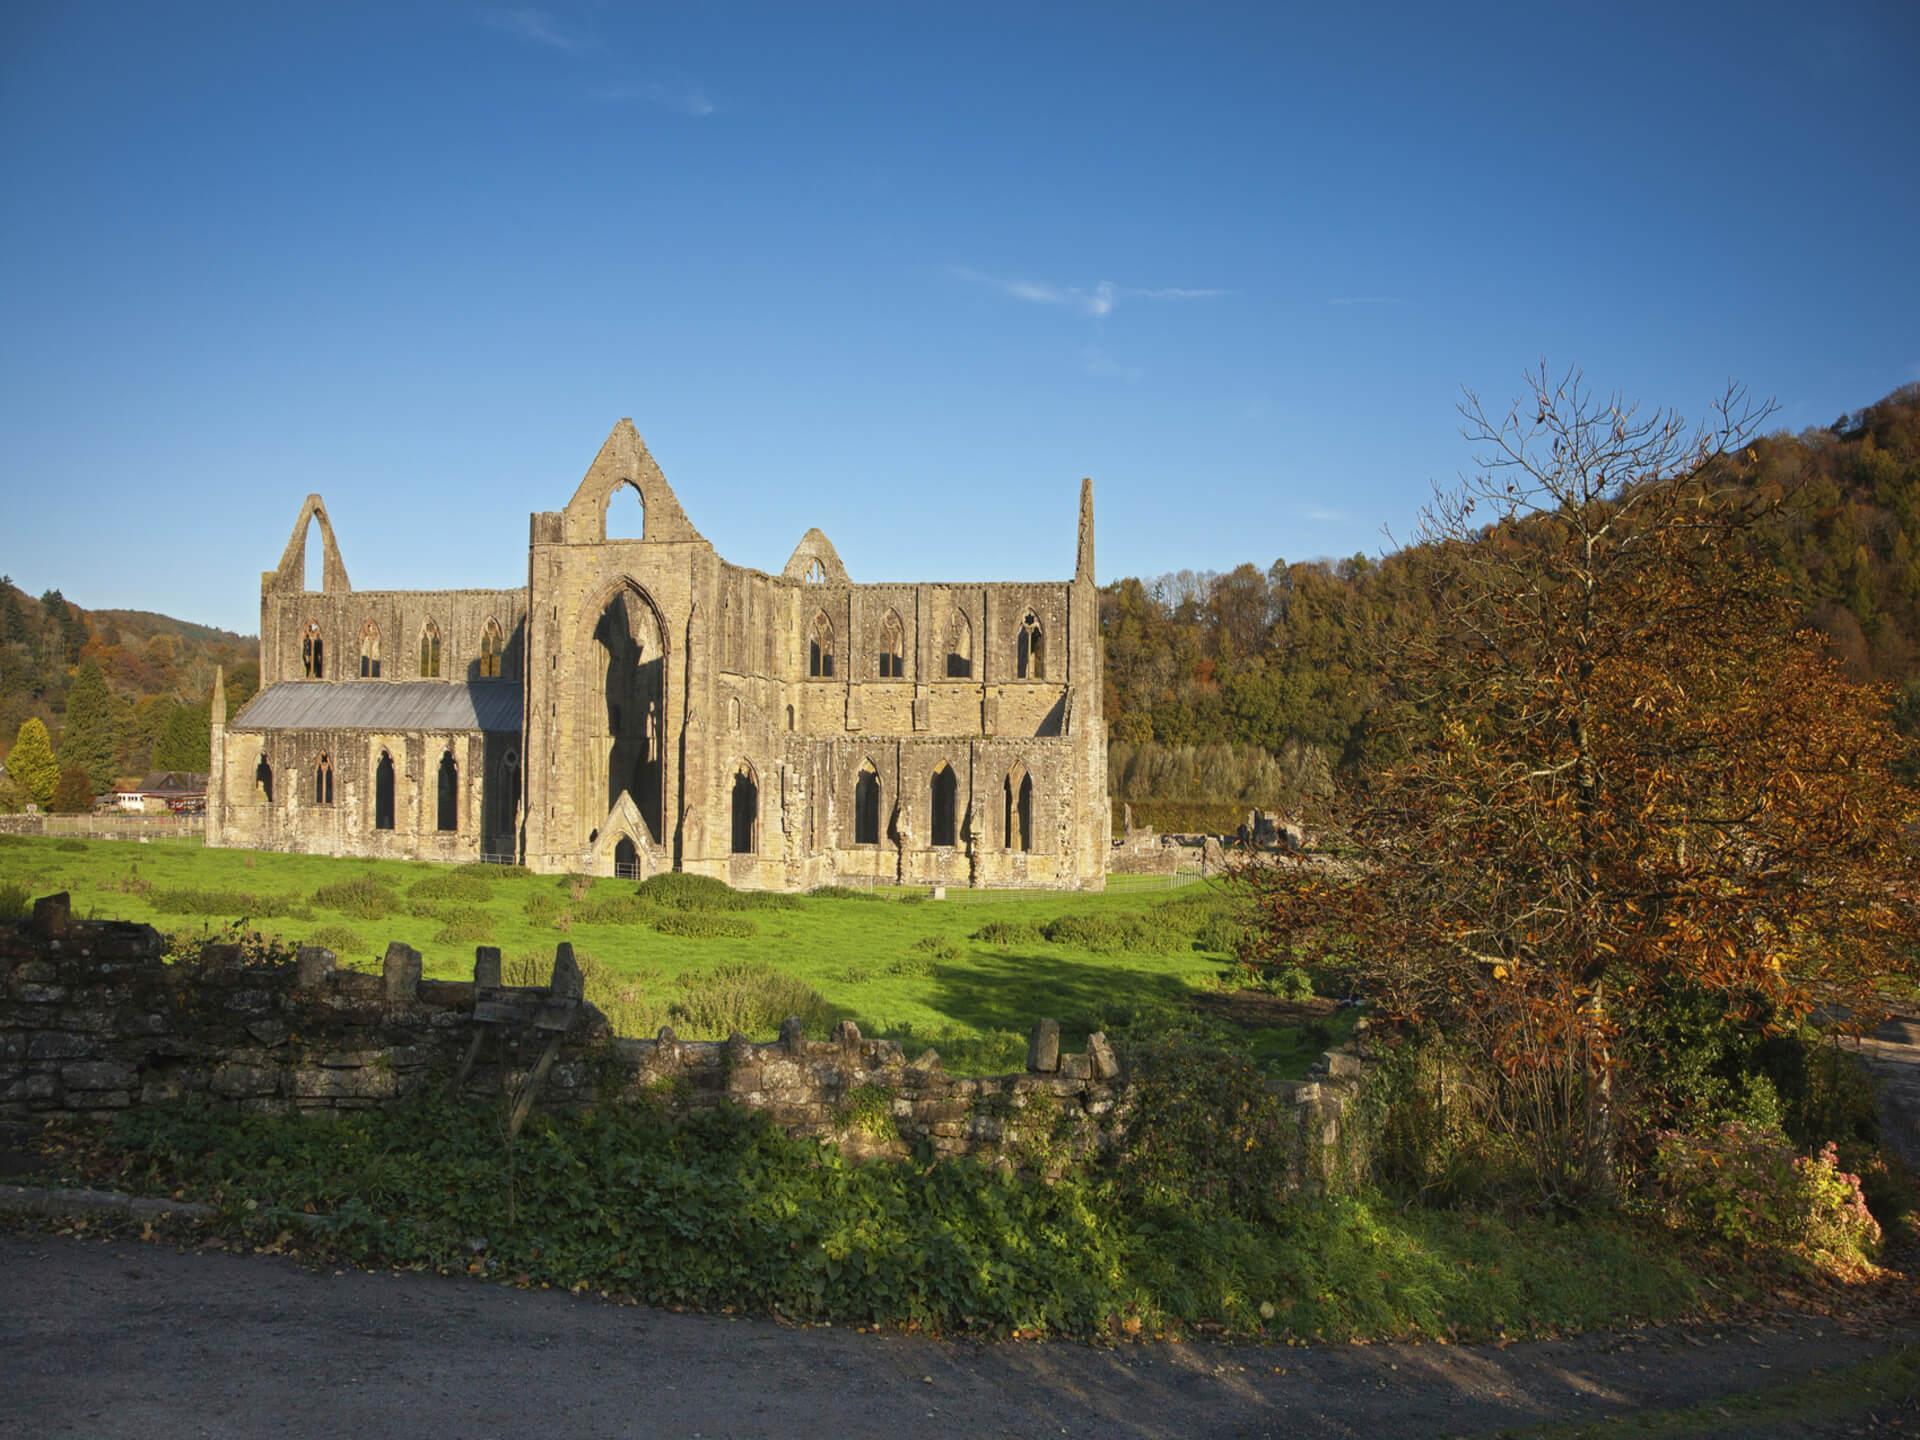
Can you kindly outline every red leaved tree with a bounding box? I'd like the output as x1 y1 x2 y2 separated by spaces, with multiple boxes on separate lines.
1244 366 1920 1201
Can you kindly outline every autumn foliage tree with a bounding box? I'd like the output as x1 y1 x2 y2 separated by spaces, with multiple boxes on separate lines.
1244 367 1920 1201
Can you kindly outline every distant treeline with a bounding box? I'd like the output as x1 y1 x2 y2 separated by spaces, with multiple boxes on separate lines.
1098 382 1920 807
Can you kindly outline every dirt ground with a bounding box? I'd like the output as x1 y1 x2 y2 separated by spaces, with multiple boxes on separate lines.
0 1231 1913 1440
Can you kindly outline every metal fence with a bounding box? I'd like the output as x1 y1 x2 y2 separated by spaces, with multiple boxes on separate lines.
2 814 205 844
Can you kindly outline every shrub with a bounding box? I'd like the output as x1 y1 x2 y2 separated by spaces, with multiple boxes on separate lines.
909 935 960 963
434 912 496 945
1257 966 1315 1002
573 891 655 926
637 873 799 912
56 837 89 852
668 962 831 1038
149 887 306 919
1113 1024 1309 1223
1040 913 1189 954
1194 914 1252 958
973 920 1039 945
0 881 30 922
409 870 494 904
1362 1034 1533 1206
312 874 395 920
523 891 566 926
1651 1121 1881 1268
562 872 595 902
460 861 529 880
651 910 755 940
807 885 884 901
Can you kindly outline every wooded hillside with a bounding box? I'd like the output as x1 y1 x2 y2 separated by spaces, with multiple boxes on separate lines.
1100 383 1920 825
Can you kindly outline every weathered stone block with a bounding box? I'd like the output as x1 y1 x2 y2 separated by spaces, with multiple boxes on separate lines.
1059 1053 1091 1081
779 1015 806 1053
27 1032 94 1061
382 942 422 1007
62 1060 136 1091
473 946 502 988
550 943 584 1001
1026 1019 1060 1074
1087 1031 1119 1081
832 1019 862 1049
211 1063 280 1098
292 1065 398 1102
31 892 70 940
295 946 336 990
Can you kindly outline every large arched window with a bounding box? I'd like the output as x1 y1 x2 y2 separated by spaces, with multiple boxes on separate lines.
930 762 957 848
374 750 396 831
301 622 324 679
419 621 441 678
1004 767 1033 852
436 750 458 832
731 762 759 855
497 747 520 834
359 620 381 679
853 759 881 845
313 753 334 806
255 754 274 803
809 610 835 678
876 609 905 679
478 618 503 679
945 610 973 678
1016 610 1044 680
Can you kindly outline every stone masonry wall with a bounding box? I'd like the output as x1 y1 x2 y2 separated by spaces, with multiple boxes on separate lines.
1 894 1368 1187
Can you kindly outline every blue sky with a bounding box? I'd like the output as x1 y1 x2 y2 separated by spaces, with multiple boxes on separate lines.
2 1 1916 634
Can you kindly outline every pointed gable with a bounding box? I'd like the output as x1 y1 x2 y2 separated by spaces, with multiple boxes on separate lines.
561 419 707 545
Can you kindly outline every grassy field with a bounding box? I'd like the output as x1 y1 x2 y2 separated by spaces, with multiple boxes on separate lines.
0 835 1344 1074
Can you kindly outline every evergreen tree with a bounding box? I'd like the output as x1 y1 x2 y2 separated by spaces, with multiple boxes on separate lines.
6 717 59 805
59 659 118 793
152 702 212 772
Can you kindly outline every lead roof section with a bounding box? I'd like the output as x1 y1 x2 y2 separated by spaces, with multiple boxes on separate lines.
230 682 523 733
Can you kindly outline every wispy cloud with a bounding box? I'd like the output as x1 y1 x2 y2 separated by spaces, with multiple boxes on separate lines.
955 268 1226 318
590 76 715 116
484 6 584 52
1297 503 1352 523
482 7 715 116
1080 346 1143 382
1325 295 1412 307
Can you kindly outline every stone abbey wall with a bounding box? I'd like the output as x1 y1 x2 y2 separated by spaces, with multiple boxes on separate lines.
209 424 1110 888
1 895 1369 1188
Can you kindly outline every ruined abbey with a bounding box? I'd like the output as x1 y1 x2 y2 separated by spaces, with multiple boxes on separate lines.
205 422 1110 889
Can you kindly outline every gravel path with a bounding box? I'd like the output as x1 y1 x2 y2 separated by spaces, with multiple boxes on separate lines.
1 1232 1914 1439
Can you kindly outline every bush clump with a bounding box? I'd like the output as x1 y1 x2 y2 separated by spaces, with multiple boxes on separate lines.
149 888 307 919
651 910 755 940
910 935 961 963
573 891 655 926
1040 913 1189 954
806 884 885 901
522 891 566 927
0 881 31 921
410 870 494 904
312 874 396 920
973 920 1039 945
1651 1121 1881 1269
637 873 799 912
668 962 831 1038
435 912 497 945
460 861 530 880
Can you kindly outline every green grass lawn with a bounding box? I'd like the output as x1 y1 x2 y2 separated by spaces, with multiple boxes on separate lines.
0 835 1344 1074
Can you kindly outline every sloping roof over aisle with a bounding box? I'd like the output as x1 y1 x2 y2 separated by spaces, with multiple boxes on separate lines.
231 682 523 733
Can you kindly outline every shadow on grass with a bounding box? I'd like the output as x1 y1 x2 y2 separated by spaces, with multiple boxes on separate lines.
924 948 1196 1042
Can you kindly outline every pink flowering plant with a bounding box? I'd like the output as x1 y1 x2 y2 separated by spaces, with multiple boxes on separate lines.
1651 1121 1881 1270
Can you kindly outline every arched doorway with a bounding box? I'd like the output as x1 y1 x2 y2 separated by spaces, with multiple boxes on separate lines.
731 763 759 855
613 835 640 879
590 586 666 845
930 762 957 847
374 750 396 831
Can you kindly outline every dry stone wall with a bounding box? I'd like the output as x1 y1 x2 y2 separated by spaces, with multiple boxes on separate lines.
1 894 1369 1188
